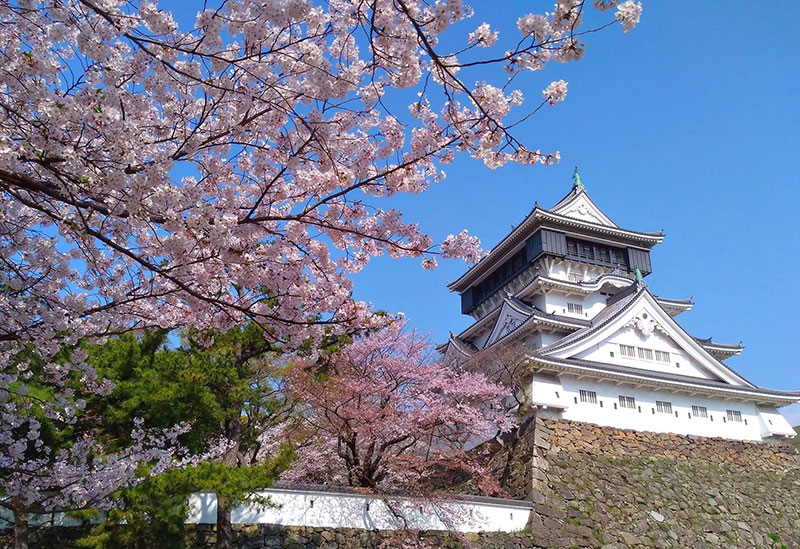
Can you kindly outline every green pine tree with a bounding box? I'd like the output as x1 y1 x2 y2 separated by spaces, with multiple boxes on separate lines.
74 324 295 549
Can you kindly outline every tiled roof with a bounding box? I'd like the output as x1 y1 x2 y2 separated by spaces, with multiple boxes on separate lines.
692 337 744 350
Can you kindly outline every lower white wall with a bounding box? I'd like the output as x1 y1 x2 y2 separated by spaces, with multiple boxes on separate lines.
532 374 794 441
187 488 531 533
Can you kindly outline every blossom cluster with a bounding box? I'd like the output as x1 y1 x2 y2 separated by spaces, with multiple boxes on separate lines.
543 80 569 106
281 321 514 492
0 0 641 515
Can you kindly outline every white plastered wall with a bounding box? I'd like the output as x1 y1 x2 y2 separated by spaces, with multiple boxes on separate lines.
530 374 773 441
538 259 607 285
538 290 608 321
187 489 530 533
577 326 718 381
756 406 797 438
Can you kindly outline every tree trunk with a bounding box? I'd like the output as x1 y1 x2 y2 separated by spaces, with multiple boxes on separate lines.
217 412 242 549
216 496 233 549
14 511 28 549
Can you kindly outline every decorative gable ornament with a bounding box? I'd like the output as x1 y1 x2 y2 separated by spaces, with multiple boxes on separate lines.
628 312 660 337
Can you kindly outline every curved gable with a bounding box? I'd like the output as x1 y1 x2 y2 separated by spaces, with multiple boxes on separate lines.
550 190 618 227
539 286 755 387
484 297 533 349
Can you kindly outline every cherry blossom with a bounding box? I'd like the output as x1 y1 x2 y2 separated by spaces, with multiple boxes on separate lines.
0 0 643 534
543 80 569 106
468 23 499 47
281 321 513 492
616 1 644 32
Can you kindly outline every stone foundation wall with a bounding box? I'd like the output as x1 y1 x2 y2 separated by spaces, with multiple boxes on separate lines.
186 524 543 548
500 416 800 547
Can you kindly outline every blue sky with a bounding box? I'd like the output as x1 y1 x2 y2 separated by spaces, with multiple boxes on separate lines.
348 3 800 423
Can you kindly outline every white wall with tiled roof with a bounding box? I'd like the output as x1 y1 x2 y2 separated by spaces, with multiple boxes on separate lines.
187 487 531 532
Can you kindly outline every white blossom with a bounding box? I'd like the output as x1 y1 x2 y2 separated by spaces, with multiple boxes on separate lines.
543 79 568 106
616 0 643 32
468 23 498 47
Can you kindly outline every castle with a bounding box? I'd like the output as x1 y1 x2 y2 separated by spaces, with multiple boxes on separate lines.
440 170 798 442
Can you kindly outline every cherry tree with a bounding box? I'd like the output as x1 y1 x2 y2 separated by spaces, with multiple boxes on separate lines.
0 0 643 543
281 321 513 493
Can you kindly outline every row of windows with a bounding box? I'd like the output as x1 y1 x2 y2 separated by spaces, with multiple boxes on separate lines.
618 344 671 364
472 247 528 305
577 390 744 423
565 237 628 268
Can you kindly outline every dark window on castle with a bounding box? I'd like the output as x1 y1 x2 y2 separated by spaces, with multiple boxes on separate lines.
726 410 742 422
567 240 578 256
471 247 529 305
656 401 672 414
565 237 628 269
692 405 708 419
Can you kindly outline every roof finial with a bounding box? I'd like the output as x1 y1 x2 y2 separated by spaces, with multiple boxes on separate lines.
572 166 583 189
634 268 643 282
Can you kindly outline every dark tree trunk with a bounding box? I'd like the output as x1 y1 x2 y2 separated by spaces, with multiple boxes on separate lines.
14 511 28 549
216 496 233 549
217 412 242 549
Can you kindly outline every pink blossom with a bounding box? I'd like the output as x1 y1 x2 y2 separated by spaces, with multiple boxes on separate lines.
543 79 569 106
281 322 514 492
441 230 482 264
616 1 643 32
468 23 498 47
0 0 641 522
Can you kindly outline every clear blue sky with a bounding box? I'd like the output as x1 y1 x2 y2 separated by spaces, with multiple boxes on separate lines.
348 3 800 423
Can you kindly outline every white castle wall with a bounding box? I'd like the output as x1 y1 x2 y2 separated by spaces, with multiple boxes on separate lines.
577 326 715 380
187 487 531 533
531 374 793 441
543 291 607 320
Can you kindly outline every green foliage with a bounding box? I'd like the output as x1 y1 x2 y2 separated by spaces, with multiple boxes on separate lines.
83 324 283 454
72 323 295 547
75 449 293 549
768 532 787 549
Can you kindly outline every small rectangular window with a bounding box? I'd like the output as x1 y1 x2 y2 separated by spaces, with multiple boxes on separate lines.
692 405 708 418
579 390 597 404
620 344 636 358
567 302 583 315
654 350 670 363
568 273 583 283
726 410 742 422
656 401 672 414
637 347 654 360
619 395 636 409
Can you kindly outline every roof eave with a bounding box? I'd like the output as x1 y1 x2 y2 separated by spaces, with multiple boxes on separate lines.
534 210 665 246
